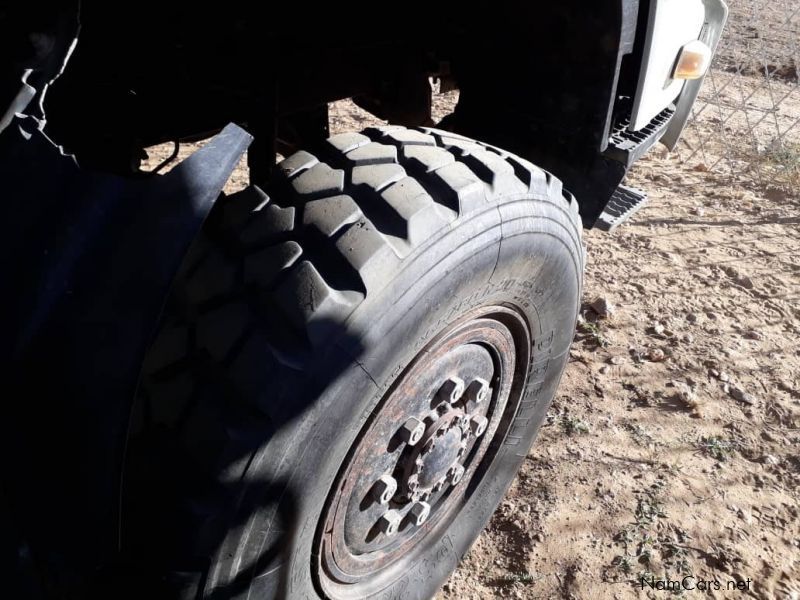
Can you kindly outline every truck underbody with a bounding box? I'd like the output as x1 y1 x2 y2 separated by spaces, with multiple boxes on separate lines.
6 1 660 224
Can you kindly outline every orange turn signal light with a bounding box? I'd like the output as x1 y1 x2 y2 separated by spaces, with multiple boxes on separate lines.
673 40 712 80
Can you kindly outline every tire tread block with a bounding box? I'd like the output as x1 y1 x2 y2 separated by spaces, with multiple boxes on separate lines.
344 142 398 166
278 150 318 180
302 194 363 238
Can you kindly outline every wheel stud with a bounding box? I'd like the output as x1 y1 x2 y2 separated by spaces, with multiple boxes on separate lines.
439 376 465 404
377 510 402 536
448 464 465 485
399 417 425 446
465 378 490 404
372 475 397 505
409 501 431 526
470 415 489 437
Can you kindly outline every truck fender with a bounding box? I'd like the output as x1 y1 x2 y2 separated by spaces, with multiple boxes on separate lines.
0 117 250 592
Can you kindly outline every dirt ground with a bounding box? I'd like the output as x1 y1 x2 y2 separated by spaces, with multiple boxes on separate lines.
714 0 798 84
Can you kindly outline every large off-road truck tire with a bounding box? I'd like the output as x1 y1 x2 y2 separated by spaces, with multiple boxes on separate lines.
122 126 584 599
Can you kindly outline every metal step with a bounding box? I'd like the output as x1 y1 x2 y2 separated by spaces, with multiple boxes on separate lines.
604 106 675 166
596 185 649 231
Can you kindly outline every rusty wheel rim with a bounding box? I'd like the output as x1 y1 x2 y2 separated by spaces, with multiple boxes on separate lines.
315 305 531 597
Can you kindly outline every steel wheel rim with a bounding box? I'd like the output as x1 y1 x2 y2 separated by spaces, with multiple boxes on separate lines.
315 304 532 597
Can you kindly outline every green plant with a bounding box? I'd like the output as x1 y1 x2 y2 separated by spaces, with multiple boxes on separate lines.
576 320 609 348
756 140 800 188
561 414 590 436
695 435 735 461
612 555 633 574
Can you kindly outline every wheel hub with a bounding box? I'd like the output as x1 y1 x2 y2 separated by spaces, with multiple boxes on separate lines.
315 306 531 597
402 407 468 495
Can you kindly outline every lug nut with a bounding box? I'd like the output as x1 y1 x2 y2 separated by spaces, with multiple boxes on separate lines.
377 510 402 536
412 489 431 502
432 479 445 492
466 378 490 404
372 475 397 505
439 376 465 404
448 464 465 485
399 417 425 446
408 501 431 526
470 415 489 437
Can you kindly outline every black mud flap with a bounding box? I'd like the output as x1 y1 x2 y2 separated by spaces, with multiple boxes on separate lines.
0 118 250 596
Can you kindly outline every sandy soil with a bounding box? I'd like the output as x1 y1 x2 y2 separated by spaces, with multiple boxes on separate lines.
715 0 799 83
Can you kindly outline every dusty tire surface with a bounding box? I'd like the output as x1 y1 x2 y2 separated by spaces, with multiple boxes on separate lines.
122 126 584 599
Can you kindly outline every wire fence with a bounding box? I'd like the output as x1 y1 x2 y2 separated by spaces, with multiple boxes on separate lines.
677 0 799 189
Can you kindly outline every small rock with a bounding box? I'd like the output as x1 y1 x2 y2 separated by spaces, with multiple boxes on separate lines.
744 330 763 341
735 275 755 289
692 163 710 172
719 371 730 382
760 454 779 465
737 508 753 524
691 205 706 215
761 431 778 443
706 311 719 320
599 365 611 374
647 348 666 362
675 382 696 402
709 368 720 378
729 385 756 406
589 297 615 319
686 313 698 323
723 265 740 279
608 356 626 365
651 322 665 335
682 333 694 344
